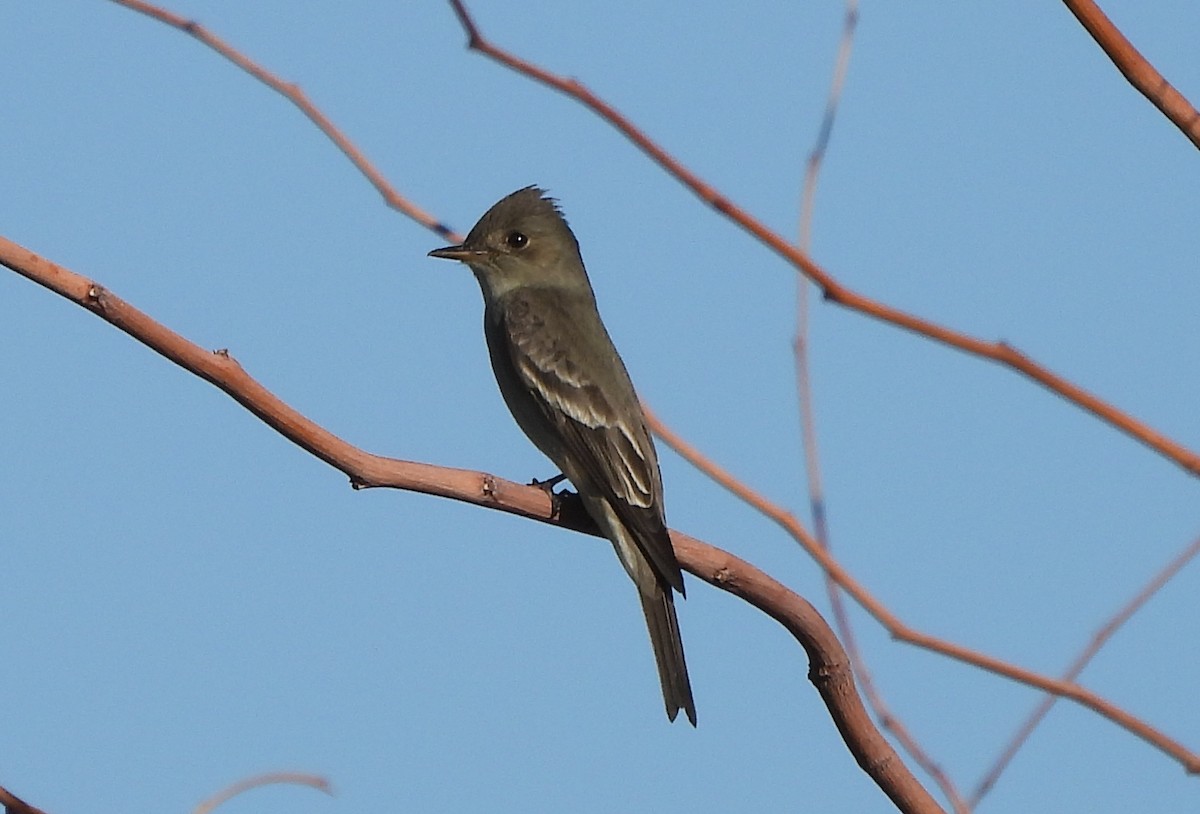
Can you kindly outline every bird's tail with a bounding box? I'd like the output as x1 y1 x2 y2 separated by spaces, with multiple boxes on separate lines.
640 585 697 726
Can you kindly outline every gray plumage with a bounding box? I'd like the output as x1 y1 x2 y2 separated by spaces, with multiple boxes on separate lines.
429 186 696 725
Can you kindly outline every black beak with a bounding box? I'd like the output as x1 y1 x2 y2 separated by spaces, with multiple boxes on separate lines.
428 245 483 261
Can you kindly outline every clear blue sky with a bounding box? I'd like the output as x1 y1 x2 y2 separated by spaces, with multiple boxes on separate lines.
3 2 1199 812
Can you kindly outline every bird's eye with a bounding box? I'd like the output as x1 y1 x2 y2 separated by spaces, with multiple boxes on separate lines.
505 231 529 249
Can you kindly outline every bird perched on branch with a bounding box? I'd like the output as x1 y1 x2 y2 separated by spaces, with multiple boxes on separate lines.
429 186 696 725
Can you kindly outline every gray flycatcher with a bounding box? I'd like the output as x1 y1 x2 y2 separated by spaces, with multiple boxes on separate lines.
428 186 696 725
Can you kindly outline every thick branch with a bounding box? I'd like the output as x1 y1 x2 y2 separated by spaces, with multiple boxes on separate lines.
0 235 944 814
1061 0 1200 149
0 785 49 814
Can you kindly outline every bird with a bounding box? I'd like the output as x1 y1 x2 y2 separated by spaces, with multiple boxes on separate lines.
428 186 696 725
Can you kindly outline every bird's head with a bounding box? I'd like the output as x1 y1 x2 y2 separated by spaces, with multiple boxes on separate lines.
428 186 589 301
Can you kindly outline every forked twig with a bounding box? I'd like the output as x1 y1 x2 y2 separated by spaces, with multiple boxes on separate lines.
970 534 1200 803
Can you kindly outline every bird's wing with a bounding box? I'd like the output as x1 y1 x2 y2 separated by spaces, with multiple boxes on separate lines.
501 292 685 595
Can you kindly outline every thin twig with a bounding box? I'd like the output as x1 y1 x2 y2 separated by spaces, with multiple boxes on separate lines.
108 0 459 239
193 772 332 814
970 534 1200 804
793 4 970 813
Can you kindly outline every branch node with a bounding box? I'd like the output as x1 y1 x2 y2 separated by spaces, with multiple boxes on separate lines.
708 194 733 216
821 283 845 304
480 473 497 500
85 283 108 313
994 340 1020 364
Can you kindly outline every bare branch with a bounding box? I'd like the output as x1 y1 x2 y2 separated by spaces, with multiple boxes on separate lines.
793 5 969 812
643 405 1200 774
93 4 1200 776
193 772 332 814
0 785 50 814
108 0 459 240
442 0 1200 479
21 2 1197 805
0 234 944 814
1061 0 1200 149
971 534 1200 803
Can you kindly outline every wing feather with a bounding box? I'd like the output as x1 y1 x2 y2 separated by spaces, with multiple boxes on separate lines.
501 292 684 594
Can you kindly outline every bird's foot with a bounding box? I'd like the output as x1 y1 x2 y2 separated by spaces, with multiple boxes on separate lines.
529 473 569 518
529 473 567 492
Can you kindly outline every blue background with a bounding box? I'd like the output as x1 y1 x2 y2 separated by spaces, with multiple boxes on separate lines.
2 2 1198 812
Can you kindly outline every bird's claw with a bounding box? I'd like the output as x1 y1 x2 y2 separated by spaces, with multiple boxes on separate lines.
529 473 567 492
530 473 569 518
